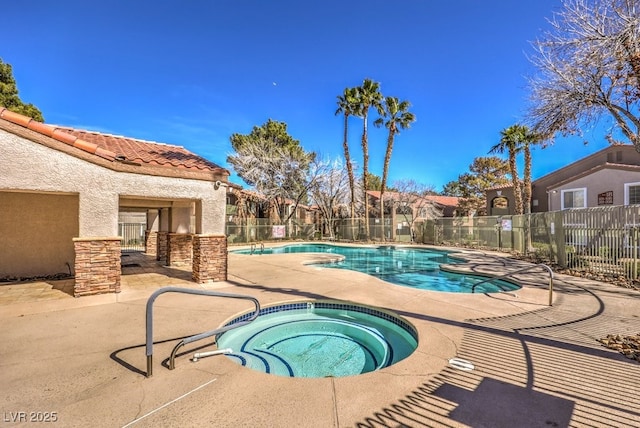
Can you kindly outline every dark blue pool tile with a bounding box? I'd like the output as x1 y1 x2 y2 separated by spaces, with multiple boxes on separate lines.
220 301 419 342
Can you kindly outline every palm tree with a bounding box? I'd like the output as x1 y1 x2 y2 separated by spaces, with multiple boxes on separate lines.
521 125 543 253
489 125 527 215
520 125 543 215
335 87 360 219
374 97 416 240
355 78 383 239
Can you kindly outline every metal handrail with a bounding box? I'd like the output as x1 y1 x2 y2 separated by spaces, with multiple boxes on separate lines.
470 263 554 306
145 286 260 377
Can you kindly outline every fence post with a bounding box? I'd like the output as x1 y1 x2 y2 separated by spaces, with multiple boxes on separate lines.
633 226 639 280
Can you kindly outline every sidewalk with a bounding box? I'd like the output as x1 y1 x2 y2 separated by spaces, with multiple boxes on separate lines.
1 248 639 427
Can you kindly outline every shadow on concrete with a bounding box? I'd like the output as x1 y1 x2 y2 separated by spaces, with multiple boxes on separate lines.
120 252 193 282
434 378 574 428
110 335 217 377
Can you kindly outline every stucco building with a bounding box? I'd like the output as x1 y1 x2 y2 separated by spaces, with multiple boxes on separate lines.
486 144 640 214
0 108 229 296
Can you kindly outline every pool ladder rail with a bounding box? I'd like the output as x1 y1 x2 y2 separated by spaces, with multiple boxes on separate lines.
470 263 554 306
250 242 265 255
144 287 261 377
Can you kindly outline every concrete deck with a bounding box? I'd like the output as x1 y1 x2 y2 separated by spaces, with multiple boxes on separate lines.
1 245 639 427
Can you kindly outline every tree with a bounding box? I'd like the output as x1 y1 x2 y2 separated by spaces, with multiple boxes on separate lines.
443 156 510 215
365 172 382 191
489 125 528 214
335 87 360 218
374 97 416 236
355 78 383 239
520 126 542 215
393 179 440 242
227 120 316 224
0 58 44 122
526 0 640 150
308 157 351 238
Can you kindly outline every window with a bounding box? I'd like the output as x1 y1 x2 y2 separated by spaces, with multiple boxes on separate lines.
561 188 586 209
625 182 640 205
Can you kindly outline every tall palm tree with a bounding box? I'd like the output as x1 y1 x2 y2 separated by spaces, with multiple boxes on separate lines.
355 78 383 239
374 97 416 239
521 125 543 253
489 125 527 215
335 87 359 219
520 125 542 215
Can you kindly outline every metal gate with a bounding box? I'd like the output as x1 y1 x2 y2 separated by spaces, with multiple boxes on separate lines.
119 222 146 252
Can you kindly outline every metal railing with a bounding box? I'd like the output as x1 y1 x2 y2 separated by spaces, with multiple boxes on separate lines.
250 242 265 255
470 263 554 306
145 287 260 377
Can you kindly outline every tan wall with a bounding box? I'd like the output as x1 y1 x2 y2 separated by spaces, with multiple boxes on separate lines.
548 168 640 210
0 192 78 278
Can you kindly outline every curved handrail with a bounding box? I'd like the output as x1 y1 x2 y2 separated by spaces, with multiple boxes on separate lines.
145 286 260 377
470 263 554 306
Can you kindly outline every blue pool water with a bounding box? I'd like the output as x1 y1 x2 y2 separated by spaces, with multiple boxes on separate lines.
216 301 418 378
232 243 519 293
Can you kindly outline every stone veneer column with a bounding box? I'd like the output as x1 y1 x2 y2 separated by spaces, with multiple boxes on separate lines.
192 235 227 283
157 231 168 263
73 237 121 297
166 233 193 267
145 230 158 257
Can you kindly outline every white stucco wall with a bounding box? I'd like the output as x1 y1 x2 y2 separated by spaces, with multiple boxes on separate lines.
0 130 226 237
147 210 159 231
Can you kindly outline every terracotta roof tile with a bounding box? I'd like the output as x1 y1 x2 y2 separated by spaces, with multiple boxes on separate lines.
424 195 460 207
366 190 460 207
0 107 226 173
59 127 224 172
1 107 117 161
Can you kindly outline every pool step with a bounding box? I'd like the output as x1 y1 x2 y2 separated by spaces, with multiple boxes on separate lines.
227 350 294 377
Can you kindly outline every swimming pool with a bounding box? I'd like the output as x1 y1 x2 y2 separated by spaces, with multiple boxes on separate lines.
216 301 418 378
231 243 519 293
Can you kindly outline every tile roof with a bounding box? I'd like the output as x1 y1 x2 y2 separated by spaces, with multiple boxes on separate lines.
424 195 460 207
366 190 459 207
0 107 227 174
486 182 515 191
60 127 224 172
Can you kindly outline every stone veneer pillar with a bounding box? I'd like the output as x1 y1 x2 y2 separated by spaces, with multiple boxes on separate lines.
73 237 121 297
166 233 193 267
145 230 158 257
192 235 227 283
157 231 168 263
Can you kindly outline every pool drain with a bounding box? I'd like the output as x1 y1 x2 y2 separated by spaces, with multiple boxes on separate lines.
448 358 475 371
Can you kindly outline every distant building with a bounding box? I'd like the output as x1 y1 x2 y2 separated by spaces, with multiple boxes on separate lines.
485 144 640 214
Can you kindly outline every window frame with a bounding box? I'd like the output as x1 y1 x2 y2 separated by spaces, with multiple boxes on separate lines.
561 187 587 210
624 182 640 205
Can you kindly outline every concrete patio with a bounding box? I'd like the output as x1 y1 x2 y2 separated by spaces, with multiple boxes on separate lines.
1 246 639 427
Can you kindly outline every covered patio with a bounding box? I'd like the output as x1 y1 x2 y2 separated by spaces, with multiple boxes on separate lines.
0 108 229 297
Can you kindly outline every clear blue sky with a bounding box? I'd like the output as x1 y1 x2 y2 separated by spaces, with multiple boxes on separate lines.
2 0 612 191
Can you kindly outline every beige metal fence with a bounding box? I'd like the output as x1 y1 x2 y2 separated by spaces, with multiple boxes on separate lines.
423 206 640 280
226 219 318 243
119 222 146 252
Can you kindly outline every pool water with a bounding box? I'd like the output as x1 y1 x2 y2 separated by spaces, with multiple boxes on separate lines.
232 244 519 293
216 301 418 378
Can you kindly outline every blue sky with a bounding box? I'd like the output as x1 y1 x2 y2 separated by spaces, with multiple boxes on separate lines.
2 1 613 191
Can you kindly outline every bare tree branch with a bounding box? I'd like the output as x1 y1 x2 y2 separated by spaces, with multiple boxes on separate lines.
527 0 640 149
